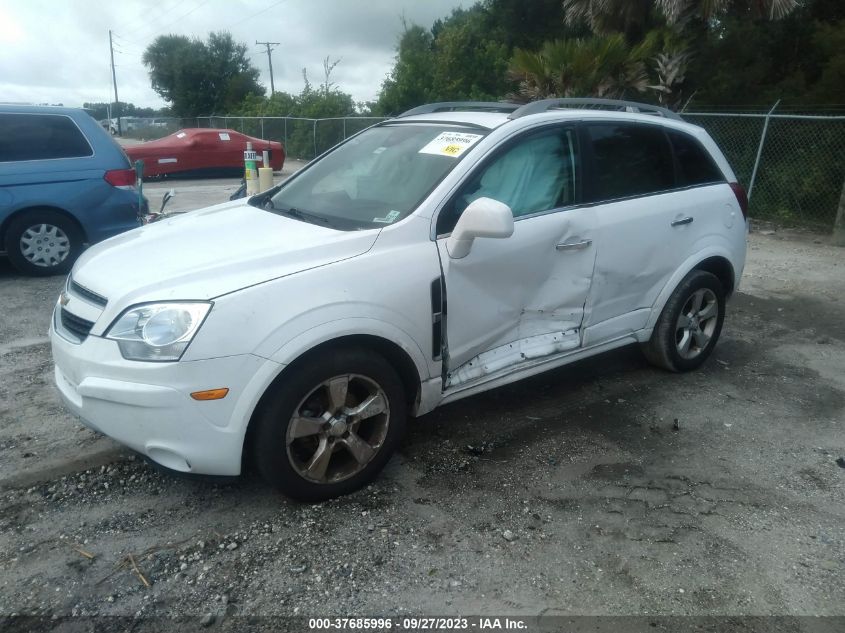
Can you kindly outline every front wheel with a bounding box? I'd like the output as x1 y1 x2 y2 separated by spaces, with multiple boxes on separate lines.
642 270 726 372
253 348 407 501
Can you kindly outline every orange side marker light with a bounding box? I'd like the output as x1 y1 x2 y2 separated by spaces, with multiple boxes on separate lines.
190 388 229 401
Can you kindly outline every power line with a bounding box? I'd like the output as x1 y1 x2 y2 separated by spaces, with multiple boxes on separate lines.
256 41 280 96
120 0 212 42
112 0 181 36
229 0 291 30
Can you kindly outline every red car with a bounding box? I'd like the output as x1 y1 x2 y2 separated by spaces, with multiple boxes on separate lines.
126 129 285 179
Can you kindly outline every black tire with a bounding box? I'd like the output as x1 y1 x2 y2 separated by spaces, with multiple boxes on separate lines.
642 270 726 372
253 347 407 502
4 210 84 276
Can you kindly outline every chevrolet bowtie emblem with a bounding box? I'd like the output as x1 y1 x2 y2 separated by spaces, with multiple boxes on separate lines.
59 292 70 306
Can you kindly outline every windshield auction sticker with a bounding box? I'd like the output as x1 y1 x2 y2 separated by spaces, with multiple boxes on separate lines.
419 131 483 158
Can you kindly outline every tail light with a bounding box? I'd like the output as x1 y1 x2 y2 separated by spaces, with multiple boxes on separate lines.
729 182 748 220
104 168 136 190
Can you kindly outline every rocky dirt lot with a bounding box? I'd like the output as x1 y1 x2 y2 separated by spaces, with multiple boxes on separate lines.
0 222 843 630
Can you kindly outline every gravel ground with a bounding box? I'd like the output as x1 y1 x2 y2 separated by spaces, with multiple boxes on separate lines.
0 209 843 628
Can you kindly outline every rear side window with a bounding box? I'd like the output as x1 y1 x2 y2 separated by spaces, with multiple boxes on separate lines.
587 123 674 201
0 114 93 162
668 130 724 186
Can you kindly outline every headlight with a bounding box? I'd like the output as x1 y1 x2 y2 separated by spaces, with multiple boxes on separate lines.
105 302 212 362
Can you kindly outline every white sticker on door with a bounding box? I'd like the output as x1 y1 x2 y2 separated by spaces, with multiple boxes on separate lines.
418 132 483 158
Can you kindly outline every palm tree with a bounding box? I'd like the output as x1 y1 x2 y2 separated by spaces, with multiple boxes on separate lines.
555 0 799 108
508 34 652 101
654 0 799 23
562 0 656 39
563 0 799 32
649 49 691 107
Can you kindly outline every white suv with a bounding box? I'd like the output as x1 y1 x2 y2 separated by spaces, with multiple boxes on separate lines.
50 99 747 501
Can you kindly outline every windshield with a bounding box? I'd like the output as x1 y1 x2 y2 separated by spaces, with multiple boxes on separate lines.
269 123 487 230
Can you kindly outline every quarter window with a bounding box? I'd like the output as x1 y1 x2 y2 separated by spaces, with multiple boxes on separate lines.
587 123 674 201
668 130 723 186
438 126 579 234
0 114 93 162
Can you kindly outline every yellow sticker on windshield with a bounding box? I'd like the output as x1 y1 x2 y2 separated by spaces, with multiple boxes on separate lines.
419 132 483 158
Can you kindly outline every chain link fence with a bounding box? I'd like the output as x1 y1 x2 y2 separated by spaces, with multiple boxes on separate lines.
167 111 844 231
179 116 388 162
684 111 845 230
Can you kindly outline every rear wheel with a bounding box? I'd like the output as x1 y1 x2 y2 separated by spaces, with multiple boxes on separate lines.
253 348 406 501
642 270 725 372
4 210 83 276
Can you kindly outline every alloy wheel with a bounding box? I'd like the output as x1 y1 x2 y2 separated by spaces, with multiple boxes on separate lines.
285 374 390 484
675 288 719 360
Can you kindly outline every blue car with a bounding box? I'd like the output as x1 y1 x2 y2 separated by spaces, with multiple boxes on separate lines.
0 105 147 276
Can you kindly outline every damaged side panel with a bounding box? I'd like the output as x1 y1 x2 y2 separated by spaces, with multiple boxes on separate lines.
445 328 580 387
437 206 598 390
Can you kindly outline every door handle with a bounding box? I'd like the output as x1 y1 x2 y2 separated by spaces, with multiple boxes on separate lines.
671 216 694 227
556 239 592 251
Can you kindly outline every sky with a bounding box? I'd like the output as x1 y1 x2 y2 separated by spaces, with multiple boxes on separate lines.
0 0 471 109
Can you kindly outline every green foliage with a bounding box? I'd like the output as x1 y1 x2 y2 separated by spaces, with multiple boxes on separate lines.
366 0 845 228
375 26 437 116
563 0 662 41
229 68 359 158
375 0 578 115
374 0 841 113
509 34 656 100
143 32 264 117
82 102 167 120
686 2 845 107
430 9 510 101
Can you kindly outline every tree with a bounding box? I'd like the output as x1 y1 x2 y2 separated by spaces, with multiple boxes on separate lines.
231 63 358 158
509 34 652 100
686 1 845 106
83 102 165 120
143 32 264 117
563 0 800 35
429 6 511 101
376 25 437 115
562 0 659 41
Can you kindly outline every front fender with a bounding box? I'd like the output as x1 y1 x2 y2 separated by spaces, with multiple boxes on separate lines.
266 316 432 383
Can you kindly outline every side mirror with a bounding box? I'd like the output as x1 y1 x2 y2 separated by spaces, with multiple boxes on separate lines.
446 197 514 259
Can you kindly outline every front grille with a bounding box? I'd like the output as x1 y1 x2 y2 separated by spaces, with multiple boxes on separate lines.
60 308 95 341
70 279 108 307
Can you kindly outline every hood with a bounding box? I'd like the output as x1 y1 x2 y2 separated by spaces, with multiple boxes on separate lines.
72 199 379 315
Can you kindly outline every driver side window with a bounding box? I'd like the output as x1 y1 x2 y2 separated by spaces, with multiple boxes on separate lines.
437 126 579 235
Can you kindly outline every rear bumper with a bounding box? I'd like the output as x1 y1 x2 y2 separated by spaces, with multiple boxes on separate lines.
50 316 281 476
82 188 146 244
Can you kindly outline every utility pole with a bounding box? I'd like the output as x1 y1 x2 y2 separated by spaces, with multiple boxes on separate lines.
109 29 121 136
256 41 280 96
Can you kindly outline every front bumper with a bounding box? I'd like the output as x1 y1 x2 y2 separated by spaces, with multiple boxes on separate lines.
50 318 281 476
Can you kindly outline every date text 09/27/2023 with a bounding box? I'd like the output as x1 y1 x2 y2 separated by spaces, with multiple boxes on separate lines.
308 617 529 630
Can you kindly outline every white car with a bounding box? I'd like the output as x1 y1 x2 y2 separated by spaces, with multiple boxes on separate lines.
50 99 747 501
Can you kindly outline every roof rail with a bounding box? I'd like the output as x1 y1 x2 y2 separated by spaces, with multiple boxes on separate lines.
398 101 521 118
508 98 683 121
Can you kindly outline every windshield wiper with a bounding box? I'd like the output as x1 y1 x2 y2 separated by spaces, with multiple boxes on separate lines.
247 189 277 210
275 206 337 228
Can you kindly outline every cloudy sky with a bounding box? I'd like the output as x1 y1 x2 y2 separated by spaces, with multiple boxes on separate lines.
0 0 471 109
